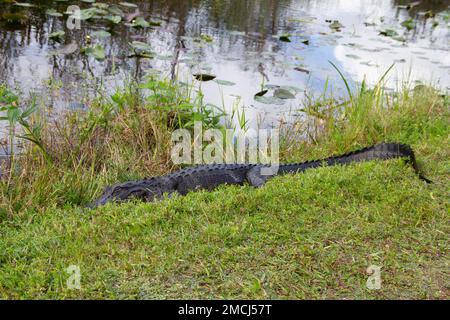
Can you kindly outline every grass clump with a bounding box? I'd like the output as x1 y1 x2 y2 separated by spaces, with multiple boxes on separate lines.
0 76 448 299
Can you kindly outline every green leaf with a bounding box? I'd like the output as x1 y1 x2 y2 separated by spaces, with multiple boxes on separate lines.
104 15 122 24
329 20 344 31
274 88 296 99
379 29 399 37
91 30 111 38
214 79 236 86
279 34 291 42
46 9 63 17
131 17 150 28
49 30 65 40
401 18 416 31
14 2 34 7
119 2 138 8
254 96 285 105
82 45 106 61
193 74 216 82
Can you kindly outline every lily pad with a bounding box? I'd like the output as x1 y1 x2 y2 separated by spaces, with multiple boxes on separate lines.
200 34 213 42
274 88 296 99
214 79 236 86
119 2 138 8
46 9 63 17
92 3 109 9
91 30 111 38
254 90 268 97
379 29 398 37
294 67 310 74
279 34 291 42
345 54 361 60
401 18 416 31
104 15 122 24
329 20 344 31
254 96 285 105
82 45 106 61
193 74 216 82
107 6 124 17
130 41 152 52
130 17 149 28
279 85 302 94
49 30 65 41
14 2 34 7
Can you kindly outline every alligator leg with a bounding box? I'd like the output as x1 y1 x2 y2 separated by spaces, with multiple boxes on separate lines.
246 166 277 187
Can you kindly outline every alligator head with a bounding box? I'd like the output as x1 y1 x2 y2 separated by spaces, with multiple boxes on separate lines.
88 176 177 208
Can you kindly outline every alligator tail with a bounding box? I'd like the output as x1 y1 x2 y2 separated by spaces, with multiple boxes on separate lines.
279 143 431 182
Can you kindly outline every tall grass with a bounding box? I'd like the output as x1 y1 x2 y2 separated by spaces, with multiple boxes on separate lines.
0 77 228 218
0 73 448 219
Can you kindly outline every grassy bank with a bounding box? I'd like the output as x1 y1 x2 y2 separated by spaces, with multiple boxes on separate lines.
0 79 448 299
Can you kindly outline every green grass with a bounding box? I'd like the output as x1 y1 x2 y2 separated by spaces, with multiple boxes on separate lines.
0 80 448 299
0 158 448 299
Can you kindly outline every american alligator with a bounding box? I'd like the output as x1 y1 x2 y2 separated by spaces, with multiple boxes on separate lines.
90 142 430 208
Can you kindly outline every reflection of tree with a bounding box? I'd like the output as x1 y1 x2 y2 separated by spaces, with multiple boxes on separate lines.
394 0 450 16
0 0 299 90
1 0 447 101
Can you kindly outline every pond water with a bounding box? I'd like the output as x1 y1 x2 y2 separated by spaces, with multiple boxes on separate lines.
0 0 449 133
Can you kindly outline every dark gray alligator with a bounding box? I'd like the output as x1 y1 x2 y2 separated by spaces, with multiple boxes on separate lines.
90 142 429 208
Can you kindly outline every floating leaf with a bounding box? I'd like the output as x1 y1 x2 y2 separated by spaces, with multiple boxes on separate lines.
406 1 421 10
345 54 360 60
329 20 344 31
91 30 111 38
130 41 152 52
14 2 34 7
193 74 216 81
254 90 268 97
49 30 65 41
119 2 138 8
379 29 398 37
401 18 416 30
424 10 435 19
279 85 302 94
46 9 63 17
107 6 124 17
279 34 291 42
130 17 149 28
214 79 236 86
294 67 310 74
104 15 122 24
274 88 295 99
82 45 106 61
200 34 213 42
92 3 109 9
254 96 285 105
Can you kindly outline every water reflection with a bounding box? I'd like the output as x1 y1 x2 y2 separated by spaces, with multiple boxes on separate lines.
0 0 449 130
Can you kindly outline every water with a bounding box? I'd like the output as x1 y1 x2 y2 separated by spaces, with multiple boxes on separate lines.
0 0 449 133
